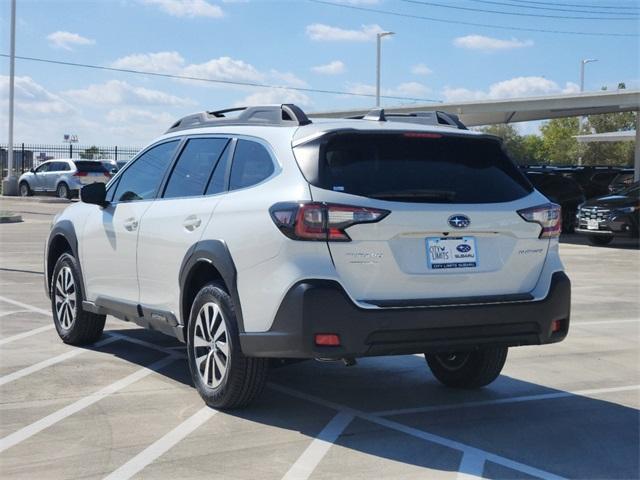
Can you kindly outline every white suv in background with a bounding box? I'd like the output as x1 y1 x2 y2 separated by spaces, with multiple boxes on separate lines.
45 105 571 409
19 159 112 199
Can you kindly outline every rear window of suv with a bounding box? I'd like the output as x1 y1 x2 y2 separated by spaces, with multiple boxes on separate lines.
294 132 533 203
75 161 108 173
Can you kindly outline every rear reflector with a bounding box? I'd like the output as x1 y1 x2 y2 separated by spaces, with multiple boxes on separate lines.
315 334 341 346
551 320 562 333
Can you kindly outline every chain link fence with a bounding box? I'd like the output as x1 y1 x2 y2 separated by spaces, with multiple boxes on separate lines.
1 143 142 177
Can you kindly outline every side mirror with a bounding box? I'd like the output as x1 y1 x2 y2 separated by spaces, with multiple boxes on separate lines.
30 168 35 173
111 168 118 174
81 182 109 207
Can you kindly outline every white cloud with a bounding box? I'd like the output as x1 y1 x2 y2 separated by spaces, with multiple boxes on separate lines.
0 75 73 115
442 76 582 102
233 89 311 107
346 81 431 99
111 51 185 74
270 70 308 88
140 0 223 18
182 56 264 83
64 80 194 107
411 63 432 76
111 51 309 89
306 23 385 42
453 35 533 52
312 60 346 75
47 31 95 50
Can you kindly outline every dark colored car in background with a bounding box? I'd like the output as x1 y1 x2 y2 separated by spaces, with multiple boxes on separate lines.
575 182 639 246
567 166 626 199
523 170 586 233
608 170 635 193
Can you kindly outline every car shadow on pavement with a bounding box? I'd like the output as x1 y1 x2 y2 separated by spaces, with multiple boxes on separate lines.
560 233 640 250
101 327 639 479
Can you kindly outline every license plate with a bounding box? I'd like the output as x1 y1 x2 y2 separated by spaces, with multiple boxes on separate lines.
427 236 477 269
587 219 599 230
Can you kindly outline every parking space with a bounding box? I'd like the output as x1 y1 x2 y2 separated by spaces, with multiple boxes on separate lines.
0 197 638 479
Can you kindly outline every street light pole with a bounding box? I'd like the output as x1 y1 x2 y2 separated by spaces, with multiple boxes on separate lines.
375 31 395 107
3 0 18 196
578 58 597 167
580 58 598 93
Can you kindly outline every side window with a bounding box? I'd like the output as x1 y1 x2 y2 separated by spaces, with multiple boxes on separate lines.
205 143 231 196
36 163 50 173
113 141 179 203
163 138 229 199
60 162 71 171
229 140 275 191
48 162 61 172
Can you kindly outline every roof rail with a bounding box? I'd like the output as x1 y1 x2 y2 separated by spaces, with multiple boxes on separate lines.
350 109 468 130
166 104 311 133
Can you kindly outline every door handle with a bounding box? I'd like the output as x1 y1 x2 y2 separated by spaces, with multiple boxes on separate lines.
123 217 139 231
183 215 202 232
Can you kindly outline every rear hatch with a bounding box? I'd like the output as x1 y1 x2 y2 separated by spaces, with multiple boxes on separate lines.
74 161 111 184
294 130 550 304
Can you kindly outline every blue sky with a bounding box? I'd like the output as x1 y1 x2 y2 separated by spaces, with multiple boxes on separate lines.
1 0 638 145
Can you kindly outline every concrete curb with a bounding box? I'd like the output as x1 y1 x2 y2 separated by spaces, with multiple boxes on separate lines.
1 195 73 204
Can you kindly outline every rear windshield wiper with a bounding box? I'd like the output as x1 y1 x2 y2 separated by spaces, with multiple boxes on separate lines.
368 189 456 201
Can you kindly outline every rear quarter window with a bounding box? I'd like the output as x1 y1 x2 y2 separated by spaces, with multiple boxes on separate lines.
295 132 533 204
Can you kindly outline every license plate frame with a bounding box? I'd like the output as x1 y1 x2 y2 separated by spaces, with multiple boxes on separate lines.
426 236 478 270
587 219 599 230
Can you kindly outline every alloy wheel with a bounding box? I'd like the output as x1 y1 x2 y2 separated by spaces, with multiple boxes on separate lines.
192 302 229 388
54 266 76 329
58 184 68 199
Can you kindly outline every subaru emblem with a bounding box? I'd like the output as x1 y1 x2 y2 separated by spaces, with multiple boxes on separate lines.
448 214 470 229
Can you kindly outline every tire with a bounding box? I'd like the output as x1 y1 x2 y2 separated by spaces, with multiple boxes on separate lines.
51 253 106 345
588 235 614 246
57 182 71 200
187 283 269 409
425 346 508 389
19 181 33 197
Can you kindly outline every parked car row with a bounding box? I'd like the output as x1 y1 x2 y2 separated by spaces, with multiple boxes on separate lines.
519 165 636 236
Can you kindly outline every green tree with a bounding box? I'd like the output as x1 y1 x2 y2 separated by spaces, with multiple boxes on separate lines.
80 146 101 159
539 117 581 165
581 111 636 166
478 123 545 164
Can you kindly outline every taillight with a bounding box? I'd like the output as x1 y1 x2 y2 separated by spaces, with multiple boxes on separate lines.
517 203 561 238
270 202 389 241
74 171 88 177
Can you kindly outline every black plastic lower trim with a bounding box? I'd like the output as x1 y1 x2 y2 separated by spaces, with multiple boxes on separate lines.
239 271 571 359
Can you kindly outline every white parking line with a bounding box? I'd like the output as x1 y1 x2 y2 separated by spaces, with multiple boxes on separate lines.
0 355 176 453
372 384 640 417
0 336 119 387
0 325 54 346
282 412 355 480
574 319 640 326
104 406 216 480
270 383 567 480
0 295 50 316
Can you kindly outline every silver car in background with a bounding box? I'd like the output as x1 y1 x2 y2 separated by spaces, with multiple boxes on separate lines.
18 159 112 199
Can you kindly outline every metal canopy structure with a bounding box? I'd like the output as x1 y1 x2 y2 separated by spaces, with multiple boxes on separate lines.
575 131 636 143
310 89 640 181
309 90 639 127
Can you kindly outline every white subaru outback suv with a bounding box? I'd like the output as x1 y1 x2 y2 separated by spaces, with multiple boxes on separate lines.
45 104 571 409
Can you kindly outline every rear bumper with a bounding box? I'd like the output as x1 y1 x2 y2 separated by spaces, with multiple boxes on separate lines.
239 271 571 359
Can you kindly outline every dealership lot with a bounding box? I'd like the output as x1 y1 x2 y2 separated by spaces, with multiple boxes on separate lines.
0 197 638 480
